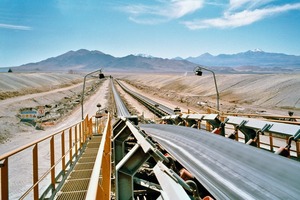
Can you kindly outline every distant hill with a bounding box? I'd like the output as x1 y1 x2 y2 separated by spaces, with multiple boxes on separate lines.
12 49 197 72
8 49 300 73
186 49 300 69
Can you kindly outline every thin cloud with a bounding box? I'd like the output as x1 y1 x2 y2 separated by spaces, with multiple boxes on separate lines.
229 0 274 11
121 0 204 24
184 3 300 29
0 23 32 30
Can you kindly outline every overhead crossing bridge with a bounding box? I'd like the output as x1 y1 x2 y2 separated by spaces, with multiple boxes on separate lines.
0 77 300 200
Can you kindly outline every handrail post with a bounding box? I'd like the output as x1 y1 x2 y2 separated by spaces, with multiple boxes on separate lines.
80 122 83 146
50 136 55 191
75 125 78 157
296 141 300 158
269 133 274 152
1 158 9 200
69 128 73 165
90 118 93 136
61 131 66 173
33 144 39 199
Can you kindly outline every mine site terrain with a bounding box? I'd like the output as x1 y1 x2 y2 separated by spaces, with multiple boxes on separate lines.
0 72 105 147
116 73 300 115
0 71 299 200
0 71 299 147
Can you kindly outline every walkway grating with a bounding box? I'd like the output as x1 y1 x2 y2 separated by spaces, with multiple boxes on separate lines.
55 135 102 200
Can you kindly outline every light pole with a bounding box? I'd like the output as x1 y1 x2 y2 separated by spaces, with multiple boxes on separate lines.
81 68 104 120
194 66 220 111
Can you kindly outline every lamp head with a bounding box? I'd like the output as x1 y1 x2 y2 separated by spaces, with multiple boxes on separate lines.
195 70 202 76
99 72 105 79
194 66 203 76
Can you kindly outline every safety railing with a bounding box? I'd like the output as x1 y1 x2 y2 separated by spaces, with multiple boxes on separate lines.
0 115 93 200
161 113 300 158
85 113 112 200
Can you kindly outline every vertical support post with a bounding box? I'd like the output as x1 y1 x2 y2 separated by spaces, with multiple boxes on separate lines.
69 128 73 165
287 136 291 155
269 133 274 152
84 116 88 139
90 118 93 136
296 141 300 158
234 126 239 141
257 134 260 148
75 125 78 157
61 131 66 173
96 117 98 134
50 136 55 190
33 144 39 200
197 120 201 129
206 121 211 132
79 123 83 147
83 119 87 143
116 145 151 200
0 158 9 200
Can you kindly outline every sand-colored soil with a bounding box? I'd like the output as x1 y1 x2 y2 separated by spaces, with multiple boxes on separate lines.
0 71 299 199
116 73 300 116
1 72 299 146
0 72 103 145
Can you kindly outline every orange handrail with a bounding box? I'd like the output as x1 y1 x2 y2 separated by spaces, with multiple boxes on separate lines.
85 113 112 200
0 115 92 200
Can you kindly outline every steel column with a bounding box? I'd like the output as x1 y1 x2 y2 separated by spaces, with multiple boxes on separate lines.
116 144 151 200
61 131 66 173
50 136 55 190
0 158 8 200
33 144 39 199
69 129 73 165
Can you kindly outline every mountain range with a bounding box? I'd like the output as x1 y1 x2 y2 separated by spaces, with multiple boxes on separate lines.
184 49 300 68
9 49 300 73
13 49 196 72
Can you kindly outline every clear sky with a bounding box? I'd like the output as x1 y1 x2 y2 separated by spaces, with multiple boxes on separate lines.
1 0 300 67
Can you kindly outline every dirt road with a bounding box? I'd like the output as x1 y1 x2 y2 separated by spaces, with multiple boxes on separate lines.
0 79 109 154
0 79 109 199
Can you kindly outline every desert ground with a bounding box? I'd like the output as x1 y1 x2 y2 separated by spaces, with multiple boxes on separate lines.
116 72 300 116
0 71 299 198
0 72 108 151
1 72 299 148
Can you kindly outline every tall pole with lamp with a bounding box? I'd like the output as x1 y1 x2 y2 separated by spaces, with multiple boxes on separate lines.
81 68 105 120
194 66 220 111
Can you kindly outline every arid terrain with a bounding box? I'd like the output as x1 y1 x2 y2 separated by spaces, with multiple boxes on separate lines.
0 71 299 199
1 72 300 147
117 73 300 116
0 72 107 148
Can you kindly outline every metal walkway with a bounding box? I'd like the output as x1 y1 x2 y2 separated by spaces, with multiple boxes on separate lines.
55 135 102 199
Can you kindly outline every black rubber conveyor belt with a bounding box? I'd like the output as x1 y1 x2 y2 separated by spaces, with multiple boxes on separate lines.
141 124 300 200
111 79 131 117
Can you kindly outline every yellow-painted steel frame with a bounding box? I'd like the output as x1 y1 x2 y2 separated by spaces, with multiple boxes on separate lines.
0 115 93 200
85 113 112 200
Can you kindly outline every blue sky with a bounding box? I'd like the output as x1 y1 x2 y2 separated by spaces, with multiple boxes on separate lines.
1 0 300 67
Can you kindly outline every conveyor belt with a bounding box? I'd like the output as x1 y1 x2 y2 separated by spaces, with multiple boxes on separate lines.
116 80 175 116
111 79 131 117
141 124 300 200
